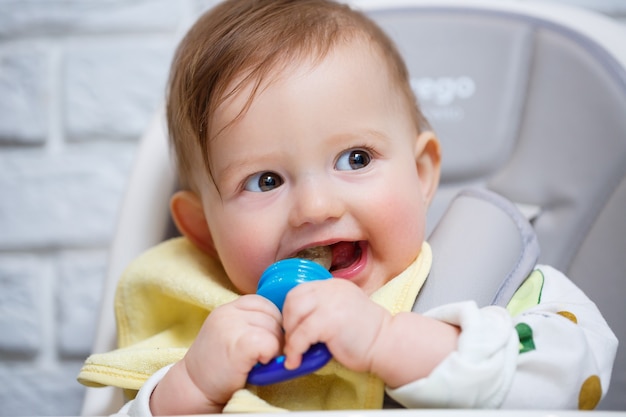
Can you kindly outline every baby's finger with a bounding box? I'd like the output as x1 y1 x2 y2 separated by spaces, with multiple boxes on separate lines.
283 350 303 370
282 312 328 369
280 281 321 333
235 294 283 320
231 322 284 370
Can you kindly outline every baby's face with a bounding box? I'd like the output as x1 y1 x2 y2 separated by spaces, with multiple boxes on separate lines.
197 41 435 295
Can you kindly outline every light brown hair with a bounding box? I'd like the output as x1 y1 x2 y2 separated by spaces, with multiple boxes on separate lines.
167 0 429 191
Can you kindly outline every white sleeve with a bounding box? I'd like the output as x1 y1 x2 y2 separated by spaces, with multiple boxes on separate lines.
385 301 519 408
112 364 173 417
386 266 617 410
500 265 617 409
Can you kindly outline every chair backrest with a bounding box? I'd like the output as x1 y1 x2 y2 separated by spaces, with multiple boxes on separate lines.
363 0 626 410
82 0 626 414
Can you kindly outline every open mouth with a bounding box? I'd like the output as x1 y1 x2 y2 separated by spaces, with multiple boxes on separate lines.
329 241 363 272
295 246 332 269
295 241 363 272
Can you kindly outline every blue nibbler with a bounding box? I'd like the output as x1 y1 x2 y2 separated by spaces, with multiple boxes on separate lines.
246 258 333 386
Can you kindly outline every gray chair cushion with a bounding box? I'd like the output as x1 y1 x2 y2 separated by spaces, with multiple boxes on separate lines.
369 6 626 410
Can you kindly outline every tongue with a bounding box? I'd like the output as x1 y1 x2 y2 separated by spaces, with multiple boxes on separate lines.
331 242 357 270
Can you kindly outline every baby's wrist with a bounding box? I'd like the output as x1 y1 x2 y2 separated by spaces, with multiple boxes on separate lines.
150 360 224 415
369 312 458 389
367 312 396 380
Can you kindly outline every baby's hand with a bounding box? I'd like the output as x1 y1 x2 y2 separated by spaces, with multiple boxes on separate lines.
151 295 282 414
281 279 390 374
280 280 458 388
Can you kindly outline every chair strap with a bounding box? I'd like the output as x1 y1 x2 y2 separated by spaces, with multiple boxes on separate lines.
413 188 540 313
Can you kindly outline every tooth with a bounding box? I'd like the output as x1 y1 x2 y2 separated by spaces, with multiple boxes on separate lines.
296 246 332 270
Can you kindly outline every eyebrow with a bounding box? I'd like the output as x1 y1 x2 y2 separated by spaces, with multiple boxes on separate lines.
327 128 392 147
213 157 253 188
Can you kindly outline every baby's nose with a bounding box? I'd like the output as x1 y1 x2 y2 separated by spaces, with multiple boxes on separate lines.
288 177 344 227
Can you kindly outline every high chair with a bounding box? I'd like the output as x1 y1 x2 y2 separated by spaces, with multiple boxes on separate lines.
81 0 626 414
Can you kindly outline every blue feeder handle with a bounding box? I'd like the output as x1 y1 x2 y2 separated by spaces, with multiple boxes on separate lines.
246 258 333 386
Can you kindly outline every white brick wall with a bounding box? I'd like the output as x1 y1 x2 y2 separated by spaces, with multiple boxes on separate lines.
0 1 219 415
0 1 624 416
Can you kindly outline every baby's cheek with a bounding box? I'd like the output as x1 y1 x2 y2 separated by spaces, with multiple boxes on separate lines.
219 244 267 295
379 192 426 255
384 190 425 232
207 204 281 295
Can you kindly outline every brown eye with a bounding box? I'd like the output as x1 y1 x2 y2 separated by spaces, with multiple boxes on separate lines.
245 171 284 192
336 149 372 170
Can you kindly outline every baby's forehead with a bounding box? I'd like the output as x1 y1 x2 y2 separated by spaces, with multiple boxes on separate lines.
218 38 391 113
211 39 393 136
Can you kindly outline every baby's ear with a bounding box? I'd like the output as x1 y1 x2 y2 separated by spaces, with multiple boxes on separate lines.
170 190 218 257
414 131 441 206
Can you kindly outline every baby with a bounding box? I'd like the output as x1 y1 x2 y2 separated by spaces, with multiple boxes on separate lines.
78 0 617 414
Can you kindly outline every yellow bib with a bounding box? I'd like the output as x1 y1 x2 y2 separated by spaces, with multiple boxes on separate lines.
78 237 431 412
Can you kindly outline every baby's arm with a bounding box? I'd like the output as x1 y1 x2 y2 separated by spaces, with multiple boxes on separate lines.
387 266 617 409
149 295 283 415
281 278 459 386
282 267 617 410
